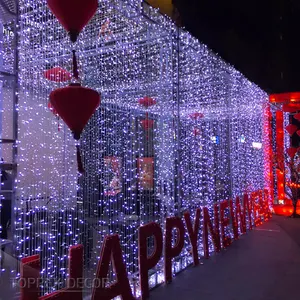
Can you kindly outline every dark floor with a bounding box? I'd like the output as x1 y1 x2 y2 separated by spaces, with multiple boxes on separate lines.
150 215 300 300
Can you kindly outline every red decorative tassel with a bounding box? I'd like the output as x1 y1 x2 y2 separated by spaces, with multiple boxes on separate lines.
76 145 85 174
57 116 60 132
72 50 79 80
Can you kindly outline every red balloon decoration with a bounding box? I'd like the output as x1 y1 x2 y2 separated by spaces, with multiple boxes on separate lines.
50 84 100 140
43 66 71 83
287 147 297 159
47 0 100 175
285 124 298 136
50 83 100 173
47 0 98 43
294 113 300 121
297 130 300 137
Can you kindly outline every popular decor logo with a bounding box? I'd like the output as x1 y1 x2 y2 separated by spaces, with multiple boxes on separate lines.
20 189 271 300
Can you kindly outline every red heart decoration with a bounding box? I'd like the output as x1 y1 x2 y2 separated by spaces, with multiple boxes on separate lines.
287 147 297 159
294 113 300 121
285 124 298 135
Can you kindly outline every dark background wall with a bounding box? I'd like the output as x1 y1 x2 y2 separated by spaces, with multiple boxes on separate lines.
173 0 300 94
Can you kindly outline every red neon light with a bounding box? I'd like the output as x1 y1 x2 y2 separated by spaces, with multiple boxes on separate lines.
282 103 300 113
270 92 300 104
276 111 285 199
263 104 274 204
273 201 300 216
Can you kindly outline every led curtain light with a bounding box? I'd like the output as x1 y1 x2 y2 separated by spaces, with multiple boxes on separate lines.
0 15 18 281
13 0 269 297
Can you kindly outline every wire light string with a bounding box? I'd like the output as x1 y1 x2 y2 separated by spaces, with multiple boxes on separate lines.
11 0 270 297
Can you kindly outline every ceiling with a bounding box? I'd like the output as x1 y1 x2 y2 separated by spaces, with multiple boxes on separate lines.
175 0 300 94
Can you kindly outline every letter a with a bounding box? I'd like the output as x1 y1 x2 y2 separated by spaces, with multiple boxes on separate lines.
92 234 135 300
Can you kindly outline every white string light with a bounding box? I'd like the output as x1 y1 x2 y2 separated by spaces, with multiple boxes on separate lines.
10 0 270 296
